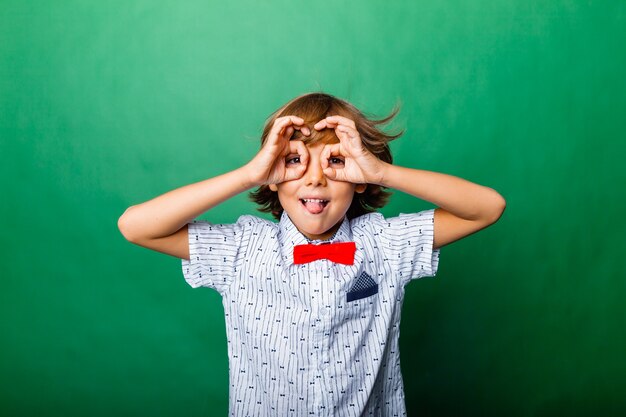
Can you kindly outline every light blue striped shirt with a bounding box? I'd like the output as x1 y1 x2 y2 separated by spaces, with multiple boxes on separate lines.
182 208 440 416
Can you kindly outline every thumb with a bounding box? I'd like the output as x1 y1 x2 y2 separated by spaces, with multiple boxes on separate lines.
284 163 307 181
323 167 338 180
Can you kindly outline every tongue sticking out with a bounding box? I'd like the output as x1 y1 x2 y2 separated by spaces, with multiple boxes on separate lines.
303 200 326 214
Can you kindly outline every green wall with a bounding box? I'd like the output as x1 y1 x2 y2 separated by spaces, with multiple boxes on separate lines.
2 1 625 415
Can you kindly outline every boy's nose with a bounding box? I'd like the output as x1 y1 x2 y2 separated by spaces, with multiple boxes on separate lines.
304 160 327 187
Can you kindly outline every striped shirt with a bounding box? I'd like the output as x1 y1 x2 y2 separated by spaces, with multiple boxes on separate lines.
182 208 441 417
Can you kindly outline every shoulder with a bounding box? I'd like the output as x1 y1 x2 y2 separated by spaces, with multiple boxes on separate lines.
188 214 277 236
349 209 436 234
348 212 386 239
235 214 276 228
190 214 275 227
349 210 433 226
350 211 385 228
234 214 279 240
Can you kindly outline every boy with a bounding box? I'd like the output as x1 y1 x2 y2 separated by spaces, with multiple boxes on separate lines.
118 93 506 416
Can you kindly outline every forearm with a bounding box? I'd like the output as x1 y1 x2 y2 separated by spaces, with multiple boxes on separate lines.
378 163 505 221
118 165 255 242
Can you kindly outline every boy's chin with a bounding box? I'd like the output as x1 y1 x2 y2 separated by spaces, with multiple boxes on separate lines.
295 219 345 241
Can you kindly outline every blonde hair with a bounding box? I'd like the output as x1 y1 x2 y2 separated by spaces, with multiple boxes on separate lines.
249 92 403 220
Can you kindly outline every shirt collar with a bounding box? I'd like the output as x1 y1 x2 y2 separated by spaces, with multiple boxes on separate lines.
278 211 353 266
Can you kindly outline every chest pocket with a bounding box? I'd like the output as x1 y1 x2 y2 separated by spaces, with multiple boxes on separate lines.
341 270 379 325
346 271 378 302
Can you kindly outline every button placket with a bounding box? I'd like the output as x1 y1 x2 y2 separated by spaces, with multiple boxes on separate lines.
312 260 333 416
319 267 331 371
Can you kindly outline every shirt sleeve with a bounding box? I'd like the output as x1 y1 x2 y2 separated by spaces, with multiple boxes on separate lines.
375 208 441 284
181 215 252 294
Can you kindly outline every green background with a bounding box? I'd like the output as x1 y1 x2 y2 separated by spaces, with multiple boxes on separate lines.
2 0 625 415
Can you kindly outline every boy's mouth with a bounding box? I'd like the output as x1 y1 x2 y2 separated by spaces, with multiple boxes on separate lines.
300 198 329 215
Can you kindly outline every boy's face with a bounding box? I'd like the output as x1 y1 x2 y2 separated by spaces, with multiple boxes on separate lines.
269 141 366 241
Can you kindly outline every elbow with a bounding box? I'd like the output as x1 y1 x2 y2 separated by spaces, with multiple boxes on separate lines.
487 193 507 224
118 206 139 243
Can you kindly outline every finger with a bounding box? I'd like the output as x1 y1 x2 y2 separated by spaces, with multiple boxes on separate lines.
322 166 337 180
271 116 305 139
313 119 327 130
291 125 311 137
323 165 349 182
284 125 294 139
325 115 357 129
335 125 351 142
337 125 358 142
321 142 342 166
277 115 304 125
272 117 295 133
330 126 351 149
320 144 332 170
316 115 357 130
286 163 307 181
290 140 310 168
321 149 337 180
285 141 309 181
269 119 293 144
321 143 342 179
335 125 363 150
314 118 340 130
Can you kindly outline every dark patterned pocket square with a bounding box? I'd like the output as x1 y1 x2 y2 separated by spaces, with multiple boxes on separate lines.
347 271 379 302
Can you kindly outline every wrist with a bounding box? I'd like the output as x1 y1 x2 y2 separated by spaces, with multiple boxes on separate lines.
240 163 262 189
374 161 393 186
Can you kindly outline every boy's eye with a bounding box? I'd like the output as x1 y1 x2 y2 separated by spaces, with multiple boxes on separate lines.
286 156 301 164
329 157 344 165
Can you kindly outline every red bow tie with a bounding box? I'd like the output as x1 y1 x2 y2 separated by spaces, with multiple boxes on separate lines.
293 242 356 265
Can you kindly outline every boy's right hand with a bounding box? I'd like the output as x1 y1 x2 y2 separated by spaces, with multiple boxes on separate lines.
245 116 310 186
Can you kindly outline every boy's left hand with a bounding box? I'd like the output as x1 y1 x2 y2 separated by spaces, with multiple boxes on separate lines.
314 115 388 185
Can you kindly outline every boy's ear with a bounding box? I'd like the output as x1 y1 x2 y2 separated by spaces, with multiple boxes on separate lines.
355 184 367 194
269 184 278 192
